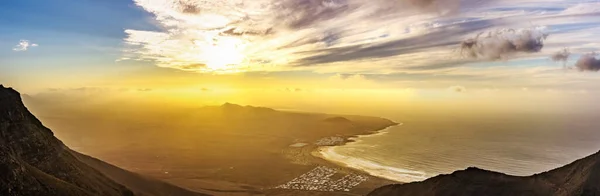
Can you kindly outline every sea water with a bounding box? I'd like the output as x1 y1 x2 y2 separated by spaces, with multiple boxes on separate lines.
320 113 600 182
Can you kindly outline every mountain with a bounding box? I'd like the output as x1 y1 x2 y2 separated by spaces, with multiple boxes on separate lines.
322 116 353 124
0 85 208 196
217 102 277 114
369 150 600 196
72 152 210 196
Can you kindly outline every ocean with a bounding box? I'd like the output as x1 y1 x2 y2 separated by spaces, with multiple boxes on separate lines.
320 112 600 182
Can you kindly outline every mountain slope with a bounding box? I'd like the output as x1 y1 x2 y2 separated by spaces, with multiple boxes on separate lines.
368 150 600 196
0 85 209 196
0 85 133 196
73 151 211 196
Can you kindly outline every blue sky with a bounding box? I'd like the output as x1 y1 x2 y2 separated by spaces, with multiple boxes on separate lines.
0 0 160 90
1 0 600 94
0 0 154 67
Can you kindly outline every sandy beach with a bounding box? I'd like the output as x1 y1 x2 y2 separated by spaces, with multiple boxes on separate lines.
310 123 428 183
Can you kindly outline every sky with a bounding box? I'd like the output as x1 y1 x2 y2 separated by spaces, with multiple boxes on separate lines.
1 0 600 111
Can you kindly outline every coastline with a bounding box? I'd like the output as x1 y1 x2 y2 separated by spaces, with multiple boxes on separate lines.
311 122 428 183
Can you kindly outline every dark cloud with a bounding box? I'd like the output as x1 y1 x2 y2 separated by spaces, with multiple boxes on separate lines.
551 48 570 62
271 0 489 31
220 27 274 37
367 0 489 17
551 48 570 69
575 53 600 72
408 0 438 7
275 0 350 29
405 0 461 12
221 28 244 36
460 28 548 60
181 4 199 14
251 0 490 33
294 18 499 67
174 0 203 14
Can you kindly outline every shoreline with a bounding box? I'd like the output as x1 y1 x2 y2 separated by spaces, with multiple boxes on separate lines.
310 122 428 183
343 123 402 145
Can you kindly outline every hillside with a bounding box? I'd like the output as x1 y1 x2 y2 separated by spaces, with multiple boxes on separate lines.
369 150 600 196
0 85 208 196
22 90 397 195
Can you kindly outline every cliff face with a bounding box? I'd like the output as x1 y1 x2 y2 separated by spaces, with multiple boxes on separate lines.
0 85 132 196
369 150 600 196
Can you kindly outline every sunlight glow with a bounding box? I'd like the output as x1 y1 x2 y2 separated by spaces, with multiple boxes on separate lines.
194 36 246 72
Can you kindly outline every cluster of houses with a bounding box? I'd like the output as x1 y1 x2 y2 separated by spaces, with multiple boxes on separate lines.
276 166 368 192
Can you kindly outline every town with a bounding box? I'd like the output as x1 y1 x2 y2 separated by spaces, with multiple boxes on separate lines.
314 136 346 146
275 166 369 192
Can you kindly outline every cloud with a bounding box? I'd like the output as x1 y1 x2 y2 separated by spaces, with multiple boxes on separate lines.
448 85 467 93
298 19 498 64
574 53 600 72
404 0 464 13
121 0 600 77
13 40 38 52
551 48 570 62
328 74 379 88
561 2 600 15
122 0 501 72
459 27 548 60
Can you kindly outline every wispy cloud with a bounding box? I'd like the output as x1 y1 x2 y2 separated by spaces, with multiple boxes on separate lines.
122 0 600 77
13 40 38 52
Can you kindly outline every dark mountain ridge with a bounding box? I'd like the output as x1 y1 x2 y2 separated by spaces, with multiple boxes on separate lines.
0 85 131 196
0 85 208 196
369 148 600 196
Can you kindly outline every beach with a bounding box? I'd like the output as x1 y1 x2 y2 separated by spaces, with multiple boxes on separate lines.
312 123 428 183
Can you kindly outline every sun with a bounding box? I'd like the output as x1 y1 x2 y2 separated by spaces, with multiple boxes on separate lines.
196 36 246 72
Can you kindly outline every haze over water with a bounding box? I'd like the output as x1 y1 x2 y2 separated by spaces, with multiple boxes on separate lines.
322 111 600 182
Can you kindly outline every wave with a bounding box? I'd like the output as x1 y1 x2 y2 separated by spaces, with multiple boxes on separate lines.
318 147 427 182
317 124 428 182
